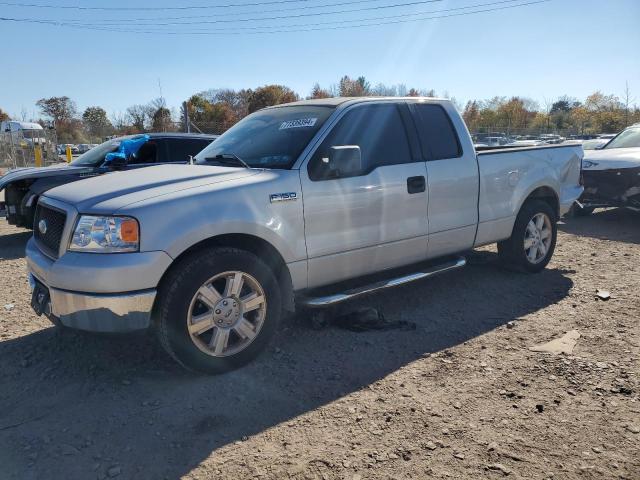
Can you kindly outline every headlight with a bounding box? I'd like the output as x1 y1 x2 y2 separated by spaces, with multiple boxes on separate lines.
69 216 139 253
582 160 599 169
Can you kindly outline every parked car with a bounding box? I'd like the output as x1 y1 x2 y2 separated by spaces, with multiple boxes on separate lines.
0 132 218 228
25 97 583 373
77 143 91 154
483 136 509 147
580 138 609 150
576 123 640 215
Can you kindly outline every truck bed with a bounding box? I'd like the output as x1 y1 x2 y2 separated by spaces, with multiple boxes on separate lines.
473 143 583 247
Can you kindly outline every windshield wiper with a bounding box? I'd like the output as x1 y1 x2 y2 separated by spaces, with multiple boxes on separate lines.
203 153 250 169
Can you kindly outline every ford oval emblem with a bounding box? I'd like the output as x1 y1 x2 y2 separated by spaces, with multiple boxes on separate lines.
38 219 48 235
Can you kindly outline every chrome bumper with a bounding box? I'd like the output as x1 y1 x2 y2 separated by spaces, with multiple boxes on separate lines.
29 273 156 333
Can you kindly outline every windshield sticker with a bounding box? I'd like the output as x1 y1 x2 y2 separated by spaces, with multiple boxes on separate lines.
279 118 317 130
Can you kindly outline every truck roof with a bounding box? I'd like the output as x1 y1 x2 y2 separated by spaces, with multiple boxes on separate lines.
267 96 451 109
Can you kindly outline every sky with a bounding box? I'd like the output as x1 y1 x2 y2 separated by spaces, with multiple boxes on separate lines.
0 0 639 120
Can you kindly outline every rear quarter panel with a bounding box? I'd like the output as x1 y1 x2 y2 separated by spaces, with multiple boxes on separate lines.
475 145 583 246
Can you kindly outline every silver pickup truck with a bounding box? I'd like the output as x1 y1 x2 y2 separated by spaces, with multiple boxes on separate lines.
26 97 583 373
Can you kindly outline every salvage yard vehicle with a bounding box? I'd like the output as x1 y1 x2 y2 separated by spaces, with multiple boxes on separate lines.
25 97 583 373
0 133 217 228
575 123 640 215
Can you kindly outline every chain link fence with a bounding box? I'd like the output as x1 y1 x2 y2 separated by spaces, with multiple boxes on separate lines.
0 129 61 170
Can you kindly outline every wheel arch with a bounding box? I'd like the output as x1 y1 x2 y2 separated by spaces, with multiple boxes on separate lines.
520 185 560 220
159 233 295 313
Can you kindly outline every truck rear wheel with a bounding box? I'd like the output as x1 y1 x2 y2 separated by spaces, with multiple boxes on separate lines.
155 247 281 374
497 199 557 273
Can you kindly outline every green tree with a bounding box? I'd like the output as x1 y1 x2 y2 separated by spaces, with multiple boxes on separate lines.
82 106 111 140
151 106 173 132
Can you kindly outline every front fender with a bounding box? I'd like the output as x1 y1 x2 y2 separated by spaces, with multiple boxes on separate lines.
120 170 307 264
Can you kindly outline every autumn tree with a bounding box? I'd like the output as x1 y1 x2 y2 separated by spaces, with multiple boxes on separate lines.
308 83 331 99
184 94 236 134
36 96 79 142
462 101 481 131
0 108 9 122
247 85 299 113
36 96 77 125
338 76 370 96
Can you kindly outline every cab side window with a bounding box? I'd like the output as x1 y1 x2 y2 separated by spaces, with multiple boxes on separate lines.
308 104 412 181
412 104 462 160
130 140 159 164
167 138 212 163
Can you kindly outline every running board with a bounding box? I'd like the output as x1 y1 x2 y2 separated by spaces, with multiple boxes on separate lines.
299 256 466 308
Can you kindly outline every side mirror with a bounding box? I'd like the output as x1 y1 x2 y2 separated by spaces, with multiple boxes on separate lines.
104 154 127 169
324 145 362 178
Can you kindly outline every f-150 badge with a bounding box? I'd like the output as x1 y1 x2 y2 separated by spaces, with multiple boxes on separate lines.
270 192 298 203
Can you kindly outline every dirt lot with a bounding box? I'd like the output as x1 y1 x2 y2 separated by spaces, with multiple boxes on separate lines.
0 209 638 480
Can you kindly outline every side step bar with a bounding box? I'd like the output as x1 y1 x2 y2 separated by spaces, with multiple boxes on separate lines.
299 256 466 308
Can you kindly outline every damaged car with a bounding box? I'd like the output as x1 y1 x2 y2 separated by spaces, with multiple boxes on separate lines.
575 123 640 215
0 133 217 228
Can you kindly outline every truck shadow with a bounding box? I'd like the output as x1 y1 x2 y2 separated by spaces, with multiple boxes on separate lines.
560 208 640 245
0 229 31 260
0 252 573 480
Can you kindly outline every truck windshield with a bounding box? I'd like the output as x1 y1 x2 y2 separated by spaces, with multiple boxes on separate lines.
71 138 124 166
195 105 334 169
605 127 640 149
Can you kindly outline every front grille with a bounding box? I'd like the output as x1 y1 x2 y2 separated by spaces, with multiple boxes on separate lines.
34 204 67 257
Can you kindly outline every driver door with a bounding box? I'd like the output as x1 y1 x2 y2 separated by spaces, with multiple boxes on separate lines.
300 102 429 289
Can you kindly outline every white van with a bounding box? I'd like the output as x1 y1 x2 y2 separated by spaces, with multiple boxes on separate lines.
1 121 47 147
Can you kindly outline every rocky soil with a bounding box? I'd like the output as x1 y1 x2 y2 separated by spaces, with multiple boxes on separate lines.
0 208 638 480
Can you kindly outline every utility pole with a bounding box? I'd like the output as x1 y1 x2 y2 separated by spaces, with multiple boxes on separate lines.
183 101 191 133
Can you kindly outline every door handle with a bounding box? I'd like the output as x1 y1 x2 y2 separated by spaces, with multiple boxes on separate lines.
407 175 426 194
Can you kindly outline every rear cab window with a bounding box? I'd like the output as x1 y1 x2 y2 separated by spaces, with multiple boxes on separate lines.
411 103 462 160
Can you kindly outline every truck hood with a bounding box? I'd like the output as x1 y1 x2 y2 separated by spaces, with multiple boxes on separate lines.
44 164 261 213
582 147 640 171
0 164 93 191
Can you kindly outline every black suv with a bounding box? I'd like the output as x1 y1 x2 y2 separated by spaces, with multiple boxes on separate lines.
0 133 218 229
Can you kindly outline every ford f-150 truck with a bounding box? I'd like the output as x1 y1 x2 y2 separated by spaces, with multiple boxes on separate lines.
25 97 583 373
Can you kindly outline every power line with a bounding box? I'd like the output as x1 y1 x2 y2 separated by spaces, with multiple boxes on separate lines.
0 0 320 10
0 1 550 35
63 0 535 32
59 0 403 24
6 0 447 27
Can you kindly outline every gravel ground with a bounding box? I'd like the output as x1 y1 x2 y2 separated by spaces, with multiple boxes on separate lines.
0 209 638 480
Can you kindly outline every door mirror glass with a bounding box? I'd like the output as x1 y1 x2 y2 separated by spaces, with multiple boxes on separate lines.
325 145 362 178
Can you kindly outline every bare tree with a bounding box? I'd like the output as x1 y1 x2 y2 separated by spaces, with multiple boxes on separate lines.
622 81 635 127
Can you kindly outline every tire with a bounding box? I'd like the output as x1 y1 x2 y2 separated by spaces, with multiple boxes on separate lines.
155 247 282 374
497 199 557 273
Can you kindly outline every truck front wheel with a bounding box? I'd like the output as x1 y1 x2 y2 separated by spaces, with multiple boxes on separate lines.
497 199 557 273
155 247 281 374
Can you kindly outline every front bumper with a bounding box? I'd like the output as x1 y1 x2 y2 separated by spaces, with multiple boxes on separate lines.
29 274 156 332
26 237 172 332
